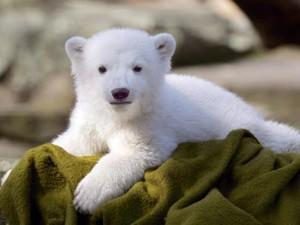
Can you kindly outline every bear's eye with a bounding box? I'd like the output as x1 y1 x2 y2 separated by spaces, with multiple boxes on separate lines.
98 66 107 74
133 66 142 73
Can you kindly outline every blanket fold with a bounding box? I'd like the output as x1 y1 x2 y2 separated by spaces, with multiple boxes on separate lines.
0 129 299 225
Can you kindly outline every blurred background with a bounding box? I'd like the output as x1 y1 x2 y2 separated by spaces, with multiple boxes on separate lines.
0 0 300 179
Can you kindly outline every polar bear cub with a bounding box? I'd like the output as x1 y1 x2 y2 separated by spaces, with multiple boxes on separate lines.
52 28 300 213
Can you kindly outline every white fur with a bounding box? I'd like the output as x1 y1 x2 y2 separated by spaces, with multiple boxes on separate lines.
50 28 300 213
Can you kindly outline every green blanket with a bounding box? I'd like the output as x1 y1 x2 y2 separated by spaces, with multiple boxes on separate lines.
0 130 299 225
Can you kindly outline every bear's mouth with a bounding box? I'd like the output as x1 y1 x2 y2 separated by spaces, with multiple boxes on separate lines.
110 101 132 105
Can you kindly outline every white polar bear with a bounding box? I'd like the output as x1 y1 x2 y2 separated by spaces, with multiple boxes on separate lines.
50 28 300 213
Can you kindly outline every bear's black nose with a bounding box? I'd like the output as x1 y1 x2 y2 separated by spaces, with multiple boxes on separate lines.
111 88 130 100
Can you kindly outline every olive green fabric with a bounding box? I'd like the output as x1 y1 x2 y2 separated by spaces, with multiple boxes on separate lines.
0 130 299 225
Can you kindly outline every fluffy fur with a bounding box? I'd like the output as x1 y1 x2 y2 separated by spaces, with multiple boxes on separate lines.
50 28 300 213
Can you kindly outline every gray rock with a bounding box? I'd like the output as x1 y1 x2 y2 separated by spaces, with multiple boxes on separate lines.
0 109 68 143
0 73 74 143
0 85 16 108
174 46 300 92
0 138 32 159
0 8 47 96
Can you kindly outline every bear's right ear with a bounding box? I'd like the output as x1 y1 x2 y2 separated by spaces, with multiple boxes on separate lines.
65 36 86 61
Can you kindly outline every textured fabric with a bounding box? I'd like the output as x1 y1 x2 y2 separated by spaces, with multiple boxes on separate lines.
0 130 299 225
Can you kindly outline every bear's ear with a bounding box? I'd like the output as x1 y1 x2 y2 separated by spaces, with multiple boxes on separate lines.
153 33 176 59
65 36 87 61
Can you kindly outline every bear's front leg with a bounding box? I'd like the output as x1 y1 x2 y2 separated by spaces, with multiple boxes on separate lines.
73 150 161 214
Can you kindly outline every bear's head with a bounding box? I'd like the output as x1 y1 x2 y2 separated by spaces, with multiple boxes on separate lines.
65 28 176 121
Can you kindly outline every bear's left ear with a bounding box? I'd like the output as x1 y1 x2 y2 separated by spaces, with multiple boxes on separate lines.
153 33 176 59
